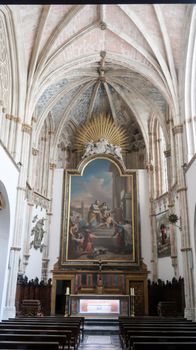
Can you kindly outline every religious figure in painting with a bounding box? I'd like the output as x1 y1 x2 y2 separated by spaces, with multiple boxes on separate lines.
160 223 167 245
66 158 135 261
88 200 102 227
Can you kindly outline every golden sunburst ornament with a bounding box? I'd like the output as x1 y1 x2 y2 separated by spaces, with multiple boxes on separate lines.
75 114 128 153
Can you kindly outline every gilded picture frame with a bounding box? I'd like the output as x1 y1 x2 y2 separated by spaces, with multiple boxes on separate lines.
60 155 139 266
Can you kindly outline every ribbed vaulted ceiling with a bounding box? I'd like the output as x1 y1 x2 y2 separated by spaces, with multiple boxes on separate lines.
10 4 189 151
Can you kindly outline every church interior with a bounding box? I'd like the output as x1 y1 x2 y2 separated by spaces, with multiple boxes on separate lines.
0 3 196 349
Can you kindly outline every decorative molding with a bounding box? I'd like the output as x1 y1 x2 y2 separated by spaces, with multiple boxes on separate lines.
33 191 50 210
164 149 171 158
27 201 34 207
10 246 21 251
168 203 174 208
5 114 13 120
172 124 183 135
21 123 32 134
5 114 20 123
100 21 107 30
146 163 153 171
13 116 21 123
32 148 39 156
177 187 187 193
181 247 192 252
49 162 56 169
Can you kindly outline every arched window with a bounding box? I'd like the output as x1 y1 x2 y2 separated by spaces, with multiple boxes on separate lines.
152 120 168 198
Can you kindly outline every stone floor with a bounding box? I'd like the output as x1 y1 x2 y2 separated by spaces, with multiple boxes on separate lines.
78 335 122 350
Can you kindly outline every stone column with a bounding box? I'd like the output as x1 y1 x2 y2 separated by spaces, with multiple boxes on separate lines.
11 116 21 159
0 101 3 132
41 162 56 282
146 161 158 281
3 123 32 319
22 191 34 274
164 149 179 278
173 124 195 320
41 211 52 283
29 147 39 188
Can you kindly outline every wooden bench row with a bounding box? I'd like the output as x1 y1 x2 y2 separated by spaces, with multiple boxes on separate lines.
0 316 84 350
118 316 196 350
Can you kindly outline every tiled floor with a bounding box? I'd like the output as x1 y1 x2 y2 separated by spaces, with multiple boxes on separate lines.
79 335 122 350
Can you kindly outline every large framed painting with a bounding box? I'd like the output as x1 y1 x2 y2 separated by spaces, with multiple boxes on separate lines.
156 211 171 258
61 156 139 265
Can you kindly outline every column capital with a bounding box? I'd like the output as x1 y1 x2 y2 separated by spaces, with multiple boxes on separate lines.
32 147 39 156
146 163 153 171
10 246 21 251
172 124 183 135
49 162 56 169
164 149 171 158
5 114 13 120
21 123 32 134
13 116 21 123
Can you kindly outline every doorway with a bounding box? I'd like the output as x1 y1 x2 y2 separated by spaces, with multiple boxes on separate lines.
55 280 71 315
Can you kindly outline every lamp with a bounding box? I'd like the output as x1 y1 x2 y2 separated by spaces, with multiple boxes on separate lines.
168 214 182 231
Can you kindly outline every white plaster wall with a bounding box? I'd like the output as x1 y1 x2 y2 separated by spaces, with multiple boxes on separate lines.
0 144 19 320
186 157 196 302
25 205 46 281
174 197 184 277
48 169 64 276
138 170 152 279
157 256 174 281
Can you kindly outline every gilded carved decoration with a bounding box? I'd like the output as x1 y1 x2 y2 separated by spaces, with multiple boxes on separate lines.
75 114 128 161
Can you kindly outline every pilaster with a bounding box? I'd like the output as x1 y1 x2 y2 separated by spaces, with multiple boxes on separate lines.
164 149 179 278
173 124 194 319
4 122 32 317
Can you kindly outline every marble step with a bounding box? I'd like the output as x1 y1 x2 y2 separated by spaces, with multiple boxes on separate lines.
84 325 119 335
79 335 122 349
85 320 119 325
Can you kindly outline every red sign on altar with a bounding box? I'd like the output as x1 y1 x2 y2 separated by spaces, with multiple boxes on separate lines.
79 299 120 314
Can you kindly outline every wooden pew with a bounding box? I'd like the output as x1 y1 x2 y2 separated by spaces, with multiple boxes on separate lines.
0 329 72 350
119 322 196 346
133 342 196 350
124 329 196 348
129 336 196 350
0 334 68 347
0 324 79 349
0 341 59 349
7 316 85 340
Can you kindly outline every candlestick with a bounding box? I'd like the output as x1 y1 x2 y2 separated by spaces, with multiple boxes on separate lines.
66 287 70 295
130 287 135 296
